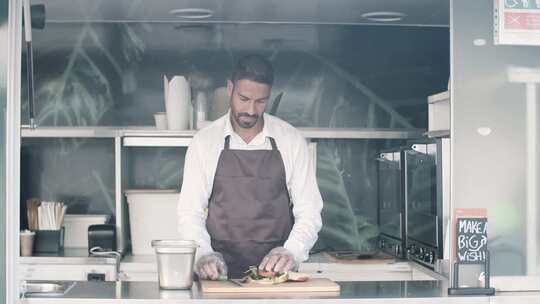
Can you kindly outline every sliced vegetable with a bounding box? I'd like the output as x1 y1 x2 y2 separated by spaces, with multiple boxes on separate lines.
257 269 276 278
242 266 309 284
287 271 309 282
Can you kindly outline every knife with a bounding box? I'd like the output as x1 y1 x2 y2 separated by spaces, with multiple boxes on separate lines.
230 279 245 287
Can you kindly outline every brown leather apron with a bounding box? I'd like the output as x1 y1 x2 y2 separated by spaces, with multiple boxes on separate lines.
206 135 294 278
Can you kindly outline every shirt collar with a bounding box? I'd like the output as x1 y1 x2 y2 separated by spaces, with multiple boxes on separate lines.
224 110 271 145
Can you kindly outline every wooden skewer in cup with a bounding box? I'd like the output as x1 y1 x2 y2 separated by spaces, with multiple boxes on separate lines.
25 198 40 231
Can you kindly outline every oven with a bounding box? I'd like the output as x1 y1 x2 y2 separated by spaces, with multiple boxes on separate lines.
403 138 450 272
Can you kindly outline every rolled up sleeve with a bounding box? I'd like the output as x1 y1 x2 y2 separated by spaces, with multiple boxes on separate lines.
283 135 323 263
177 137 214 261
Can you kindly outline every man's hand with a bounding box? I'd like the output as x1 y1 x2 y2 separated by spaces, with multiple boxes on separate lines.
259 247 298 273
195 252 228 280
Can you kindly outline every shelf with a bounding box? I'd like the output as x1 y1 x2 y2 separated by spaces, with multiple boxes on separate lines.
124 127 424 140
22 126 425 140
427 91 450 104
300 128 424 139
21 126 121 138
123 137 192 147
507 66 540 83
120 129 198 137
19 248 116 265
425 130 450 138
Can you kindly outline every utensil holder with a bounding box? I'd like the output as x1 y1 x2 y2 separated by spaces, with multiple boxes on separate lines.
34 227 64 253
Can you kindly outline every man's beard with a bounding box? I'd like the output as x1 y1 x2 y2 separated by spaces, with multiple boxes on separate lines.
234 112 259 129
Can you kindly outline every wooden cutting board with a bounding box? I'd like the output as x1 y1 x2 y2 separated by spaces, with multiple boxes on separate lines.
323 251 395 264
200 278 340 293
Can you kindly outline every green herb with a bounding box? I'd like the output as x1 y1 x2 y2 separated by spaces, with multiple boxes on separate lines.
244 266 263 280
218 274 228 281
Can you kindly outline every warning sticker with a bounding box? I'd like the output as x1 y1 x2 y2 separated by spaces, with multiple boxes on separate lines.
496 0 540 45
505 12 540 30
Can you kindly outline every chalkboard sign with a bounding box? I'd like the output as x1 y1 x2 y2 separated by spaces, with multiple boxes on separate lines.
456 217 488 264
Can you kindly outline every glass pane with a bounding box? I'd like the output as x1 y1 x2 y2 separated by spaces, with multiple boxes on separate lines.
405 148 437 247
24 23 448 129
313 139 405 253
125 147 187 189
453 0 540 276
378 151 402 239
20 139 115 228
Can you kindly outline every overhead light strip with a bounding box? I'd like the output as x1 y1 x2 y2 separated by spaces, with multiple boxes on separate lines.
169 8 213 20
361 11 407 22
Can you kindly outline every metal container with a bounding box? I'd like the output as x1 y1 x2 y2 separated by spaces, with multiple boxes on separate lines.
21 281 75 297
151 240 198 289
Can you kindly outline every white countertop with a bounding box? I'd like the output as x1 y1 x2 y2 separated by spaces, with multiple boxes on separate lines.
20 280 540 304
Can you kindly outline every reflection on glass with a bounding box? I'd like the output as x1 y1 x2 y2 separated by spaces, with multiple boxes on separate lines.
378 150 402 239
314 139 408 253
20 16 450 257
405 149 436 246
125 147 187 189
23 23 449 129
20 139 116 227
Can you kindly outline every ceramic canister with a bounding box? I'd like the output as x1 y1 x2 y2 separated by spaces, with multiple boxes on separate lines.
165 76 191 130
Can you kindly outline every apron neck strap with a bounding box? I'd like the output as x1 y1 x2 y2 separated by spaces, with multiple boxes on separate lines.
269 137 278 151
224 135 231 150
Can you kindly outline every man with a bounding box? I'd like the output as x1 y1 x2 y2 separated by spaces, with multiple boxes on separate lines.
178 54 323 280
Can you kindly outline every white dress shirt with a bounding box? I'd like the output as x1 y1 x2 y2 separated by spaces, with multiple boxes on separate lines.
177 111 323 263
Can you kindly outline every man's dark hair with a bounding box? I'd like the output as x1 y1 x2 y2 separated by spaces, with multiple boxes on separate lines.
230 54 274 86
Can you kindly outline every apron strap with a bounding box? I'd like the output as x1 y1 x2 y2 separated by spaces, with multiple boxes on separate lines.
224 135 231 150
269 137 278 151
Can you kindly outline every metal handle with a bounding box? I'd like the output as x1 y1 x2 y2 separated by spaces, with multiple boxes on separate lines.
435 215 439 247
23 0 32 42
23 0 37 128
399 212 403 239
